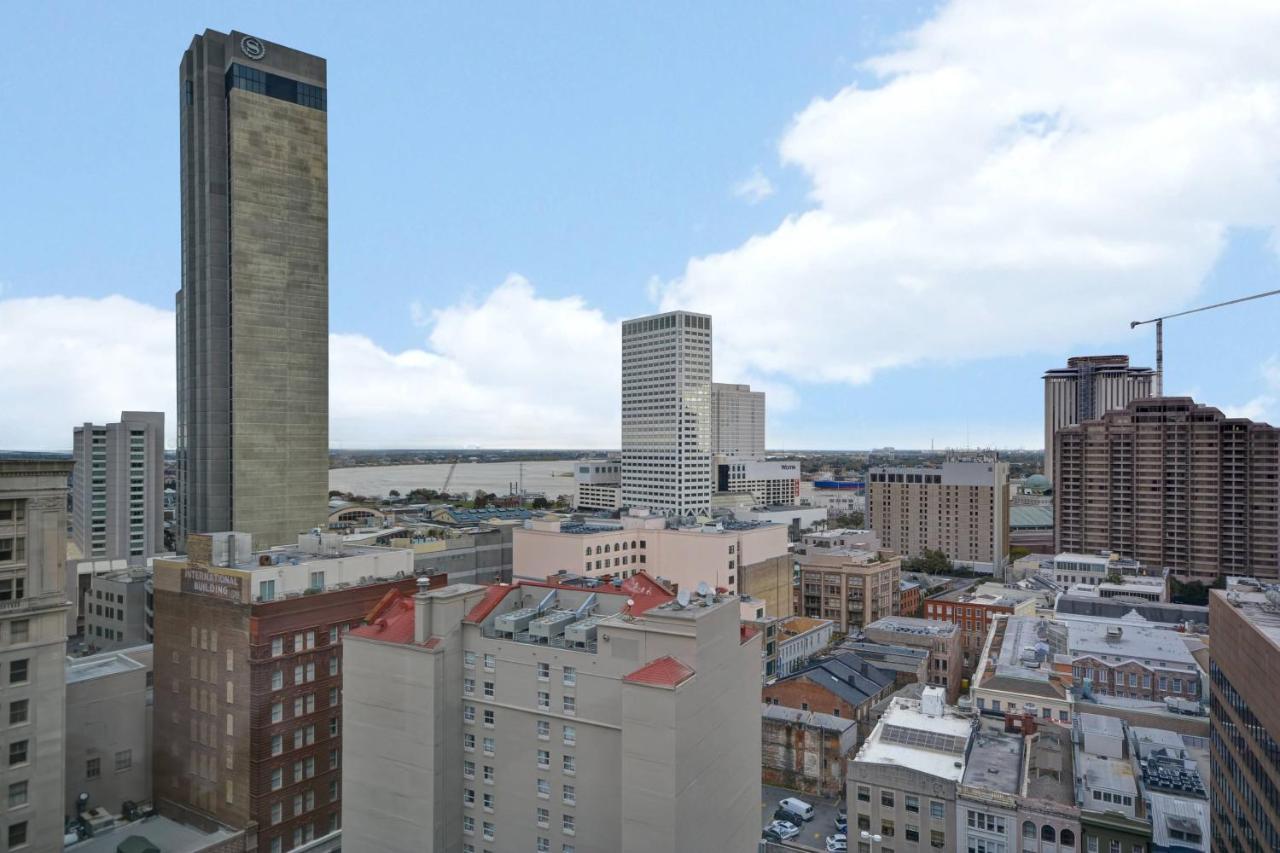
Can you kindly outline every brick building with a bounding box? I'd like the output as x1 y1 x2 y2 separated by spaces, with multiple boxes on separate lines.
152 531 424 851
924 583 1039 675
763 652 895 727
796 549 901 634
862 616 962 703
761 705 857 797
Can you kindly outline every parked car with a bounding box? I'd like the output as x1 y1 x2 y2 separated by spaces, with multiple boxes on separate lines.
834 815 848 832
779 796 815 822
774 806 806 825
826 834 848 852
764 820 800 840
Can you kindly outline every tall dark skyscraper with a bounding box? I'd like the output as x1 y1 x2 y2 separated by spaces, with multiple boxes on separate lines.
177 30 329 550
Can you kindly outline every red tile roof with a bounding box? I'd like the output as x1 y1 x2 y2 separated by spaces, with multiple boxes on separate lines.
464 584 514 624
623 655 695 689
350 594 419 645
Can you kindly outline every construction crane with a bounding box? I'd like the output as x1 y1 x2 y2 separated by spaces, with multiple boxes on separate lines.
1130 287 1280 395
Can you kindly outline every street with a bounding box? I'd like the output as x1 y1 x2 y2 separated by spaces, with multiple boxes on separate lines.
760 783 845 849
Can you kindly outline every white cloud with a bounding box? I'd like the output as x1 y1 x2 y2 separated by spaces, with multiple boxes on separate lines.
733 167 775 204
661 0 1280 389
0 279 619 450
0 295 175 449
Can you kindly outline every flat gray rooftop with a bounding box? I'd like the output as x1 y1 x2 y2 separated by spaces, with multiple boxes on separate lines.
66 815 234 853
962 728 1023 794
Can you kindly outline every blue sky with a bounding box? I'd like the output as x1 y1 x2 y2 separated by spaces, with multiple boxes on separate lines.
2 1 1279 450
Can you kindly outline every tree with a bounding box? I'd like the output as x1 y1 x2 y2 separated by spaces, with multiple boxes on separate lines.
830 511 865 528
904 548 952 573
1170 577 1210 606
389 489 401 499
1009 546 1031 561
328 490 344 499
531 496 550 510
473 490 493 509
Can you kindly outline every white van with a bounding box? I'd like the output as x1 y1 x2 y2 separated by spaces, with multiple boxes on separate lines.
779 797 815 822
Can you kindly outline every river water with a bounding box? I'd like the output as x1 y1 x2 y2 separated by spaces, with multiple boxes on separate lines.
329 460 578 499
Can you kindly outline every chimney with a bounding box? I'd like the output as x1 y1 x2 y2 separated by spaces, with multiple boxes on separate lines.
414 576 433 644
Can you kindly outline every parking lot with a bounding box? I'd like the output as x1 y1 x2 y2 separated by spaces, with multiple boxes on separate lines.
760 783 846 849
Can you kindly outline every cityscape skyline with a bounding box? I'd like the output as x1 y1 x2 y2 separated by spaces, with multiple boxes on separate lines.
3 3 1280 452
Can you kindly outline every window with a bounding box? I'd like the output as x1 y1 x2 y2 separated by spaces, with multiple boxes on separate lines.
905 824 919 842
9 699 28 725
8 822 27 848
272 670 283 690
115 749 132 771
0 578 24 602
86 757 100 778
328 656 338 676
538 838 550 853
464 733 475 751
465 651 476 668
881 791 895 808
464 788 476 806
536 720 550 739
271 702 283 723
7 780 27 808
464 678 476 696
563 846 576 853
930 801 945 819
271 802 283 825
563 666 576 686
463 815 475 834
259 580 275 601
272 735 283 756
537 749 550 769
329 687 338 707
563 725 576 745
483 709 495 727
930 830 946 849
538 662 550 681
562 784 575 805
537 778 551 797
483 765 494 783
1086 838 1098 853
563 696 576 715
464 760 475 779
483 653 495 671
881 819 894 837
9 620 27 643
857 785 870 802
538 691 551 710
562 814 576 835
537 807 550 827
905 795 919 813
483 821 495 841
270 768 283 790
464 705 476 723
329 626 339 644
483 680 494 698
9 659 28 684
1109 843 1120 853
483 737 494 756
563 754 576 774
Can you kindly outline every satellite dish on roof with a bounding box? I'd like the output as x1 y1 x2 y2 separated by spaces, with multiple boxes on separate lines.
696 581 712 597
676 589 691 609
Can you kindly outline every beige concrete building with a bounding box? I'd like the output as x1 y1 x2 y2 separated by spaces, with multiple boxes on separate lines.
1054 396 1280 581
177 30 329 550
341 572 761 853
71 411 165 561
1043 355 1154 486
796 548 901 634
867 455 1010 573
0 458 74 853
570 461 621 511
65 645 154 817
514 511 793 615
847 687 969 852
714 455 799 505
710 382 765 458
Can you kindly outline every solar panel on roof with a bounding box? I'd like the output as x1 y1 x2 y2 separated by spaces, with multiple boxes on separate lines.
881 724 966 754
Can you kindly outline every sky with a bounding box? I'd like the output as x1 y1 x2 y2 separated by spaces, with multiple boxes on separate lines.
2 0 1280 451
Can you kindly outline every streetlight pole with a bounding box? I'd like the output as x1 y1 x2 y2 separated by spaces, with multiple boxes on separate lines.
860 830 883 849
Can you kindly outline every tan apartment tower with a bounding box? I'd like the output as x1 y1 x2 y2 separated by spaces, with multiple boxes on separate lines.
177 31 329 550
866 454 1010 573
1054 397 1280 581
1043 355 1153 485
711 382 765 457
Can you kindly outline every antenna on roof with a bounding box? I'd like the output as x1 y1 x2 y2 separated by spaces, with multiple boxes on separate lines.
696 581 712 598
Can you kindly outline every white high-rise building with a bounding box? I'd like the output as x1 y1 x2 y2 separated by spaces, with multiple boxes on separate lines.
620 311 713 515
1043 355 1153 484
711 382 765 457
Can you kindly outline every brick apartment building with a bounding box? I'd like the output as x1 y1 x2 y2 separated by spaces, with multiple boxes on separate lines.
796 549 902 634
152 531 426 851
1055 396 1280 581
924 583 1039 675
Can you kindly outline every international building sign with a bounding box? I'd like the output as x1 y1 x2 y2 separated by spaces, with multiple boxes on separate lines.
182 567 247 603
